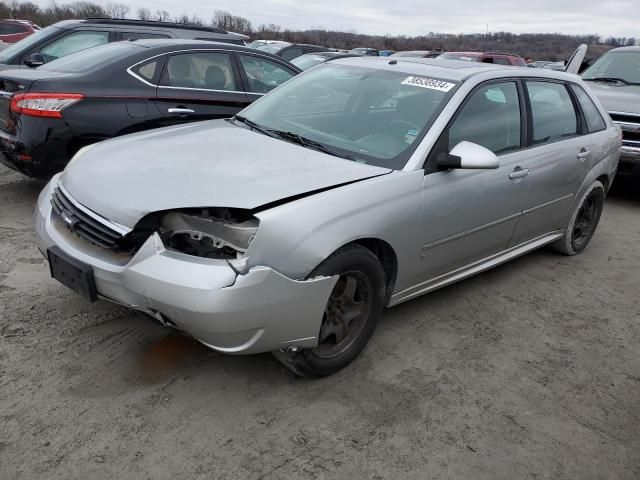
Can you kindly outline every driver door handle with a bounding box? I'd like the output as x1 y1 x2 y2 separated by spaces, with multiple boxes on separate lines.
577 149 591 162
168 107 195 114
509 168 530 180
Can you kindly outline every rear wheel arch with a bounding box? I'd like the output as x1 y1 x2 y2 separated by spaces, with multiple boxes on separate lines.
596 174 610 193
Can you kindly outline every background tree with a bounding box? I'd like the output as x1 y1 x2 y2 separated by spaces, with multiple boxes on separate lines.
211 10 252 34
0 0 617 61
136 7 151 21
104 2 129 19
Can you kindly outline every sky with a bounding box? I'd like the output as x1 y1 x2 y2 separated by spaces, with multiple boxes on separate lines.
30 0 640 38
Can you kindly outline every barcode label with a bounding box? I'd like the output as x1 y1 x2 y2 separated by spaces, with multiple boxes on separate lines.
401 76 456 92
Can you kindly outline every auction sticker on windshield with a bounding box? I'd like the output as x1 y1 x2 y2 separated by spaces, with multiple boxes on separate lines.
401 76 456 92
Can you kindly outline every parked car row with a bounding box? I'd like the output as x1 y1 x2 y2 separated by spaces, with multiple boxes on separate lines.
0 22 626 377
0 18 40 44
574 46 640 177
246 40 332 60
0 18 248 71
0 39 301 177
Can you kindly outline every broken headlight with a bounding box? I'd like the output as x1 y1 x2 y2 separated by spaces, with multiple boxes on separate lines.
160 209 258 264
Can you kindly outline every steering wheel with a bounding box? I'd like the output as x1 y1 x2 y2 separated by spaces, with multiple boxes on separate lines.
386 119 420 140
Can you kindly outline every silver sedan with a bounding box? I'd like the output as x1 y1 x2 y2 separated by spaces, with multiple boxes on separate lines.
35 57 621 377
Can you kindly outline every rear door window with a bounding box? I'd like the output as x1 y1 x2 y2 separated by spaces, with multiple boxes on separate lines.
447 81 522 155
39 30 109 62
160 52 237 91
493 58 511 65
571 85 607 133
526 81 578 145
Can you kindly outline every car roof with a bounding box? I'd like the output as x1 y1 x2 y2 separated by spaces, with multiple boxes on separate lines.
123 38 264 52
330 56 579 82
51 18 248 39
288 43 328 48
610 46 640 53
444 51 521 57
115 39 302 69
252 40 289 45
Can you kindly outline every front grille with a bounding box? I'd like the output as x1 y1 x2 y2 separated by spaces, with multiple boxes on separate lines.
51 187 125 250
609 112 640 148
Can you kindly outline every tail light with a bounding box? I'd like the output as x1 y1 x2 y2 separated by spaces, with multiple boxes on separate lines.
10 93 84 118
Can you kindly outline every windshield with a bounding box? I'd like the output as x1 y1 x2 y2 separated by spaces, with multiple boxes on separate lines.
0 25 59 63
238 64 459 169
291 54 326 70
582 51 640 85
39 42 141 73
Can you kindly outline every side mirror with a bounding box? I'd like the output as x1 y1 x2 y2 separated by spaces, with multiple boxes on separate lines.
438 141 500 170
24 53 45 68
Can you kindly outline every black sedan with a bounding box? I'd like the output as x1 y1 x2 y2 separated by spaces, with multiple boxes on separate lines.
0 39 301 178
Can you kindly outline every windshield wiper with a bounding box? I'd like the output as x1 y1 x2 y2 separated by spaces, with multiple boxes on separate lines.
231 115 280 138
584 77 633 85
232 116 355 160
269 130 355 160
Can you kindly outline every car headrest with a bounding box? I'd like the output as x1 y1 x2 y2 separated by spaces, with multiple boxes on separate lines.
169 56 191 78
205 65 227 90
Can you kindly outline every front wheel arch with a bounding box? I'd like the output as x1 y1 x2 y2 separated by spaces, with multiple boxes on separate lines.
309 238 398 301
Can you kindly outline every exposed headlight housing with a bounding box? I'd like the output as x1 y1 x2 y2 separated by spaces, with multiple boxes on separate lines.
160 209 258 266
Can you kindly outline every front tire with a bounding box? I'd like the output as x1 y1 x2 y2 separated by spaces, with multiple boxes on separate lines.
551 180 605 255
274 244 386 378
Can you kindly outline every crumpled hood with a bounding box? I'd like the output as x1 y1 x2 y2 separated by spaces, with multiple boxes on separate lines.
584 81 640 114
61 120 391 228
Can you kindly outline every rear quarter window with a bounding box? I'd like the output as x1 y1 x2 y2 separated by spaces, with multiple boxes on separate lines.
572 85 607 133
132 58 162 83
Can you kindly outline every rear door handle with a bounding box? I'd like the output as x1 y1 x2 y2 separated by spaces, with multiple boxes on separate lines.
577 149 591 162
168 107 195 114
509 168 530 180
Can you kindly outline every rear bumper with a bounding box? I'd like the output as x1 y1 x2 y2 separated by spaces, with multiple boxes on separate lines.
0 117 75 178
0 130 23 173
35 180 337 354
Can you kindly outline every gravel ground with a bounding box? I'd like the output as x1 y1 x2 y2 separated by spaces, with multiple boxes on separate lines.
1 164 639 480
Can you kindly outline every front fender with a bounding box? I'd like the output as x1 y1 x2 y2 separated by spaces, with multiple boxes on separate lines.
247 170 425 294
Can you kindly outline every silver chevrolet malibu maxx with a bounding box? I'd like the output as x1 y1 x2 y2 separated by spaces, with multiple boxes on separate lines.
35 57 621 377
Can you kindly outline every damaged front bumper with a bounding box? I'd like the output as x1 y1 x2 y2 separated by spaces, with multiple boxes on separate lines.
35 181 337 354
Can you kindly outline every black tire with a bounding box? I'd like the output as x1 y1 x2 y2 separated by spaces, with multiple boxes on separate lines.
273 244 386 378
551 180 605 255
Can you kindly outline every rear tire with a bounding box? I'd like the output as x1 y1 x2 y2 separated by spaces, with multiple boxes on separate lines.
551 180 605 256
273 244 386 378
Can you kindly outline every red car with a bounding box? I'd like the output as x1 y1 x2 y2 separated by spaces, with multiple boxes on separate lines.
0 19 39 44
439 51 527 67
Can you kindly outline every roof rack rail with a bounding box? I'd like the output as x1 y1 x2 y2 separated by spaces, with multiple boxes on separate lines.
83 17 229 34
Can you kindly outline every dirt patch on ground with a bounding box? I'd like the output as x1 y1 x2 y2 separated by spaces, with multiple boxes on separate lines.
1 166 639 479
